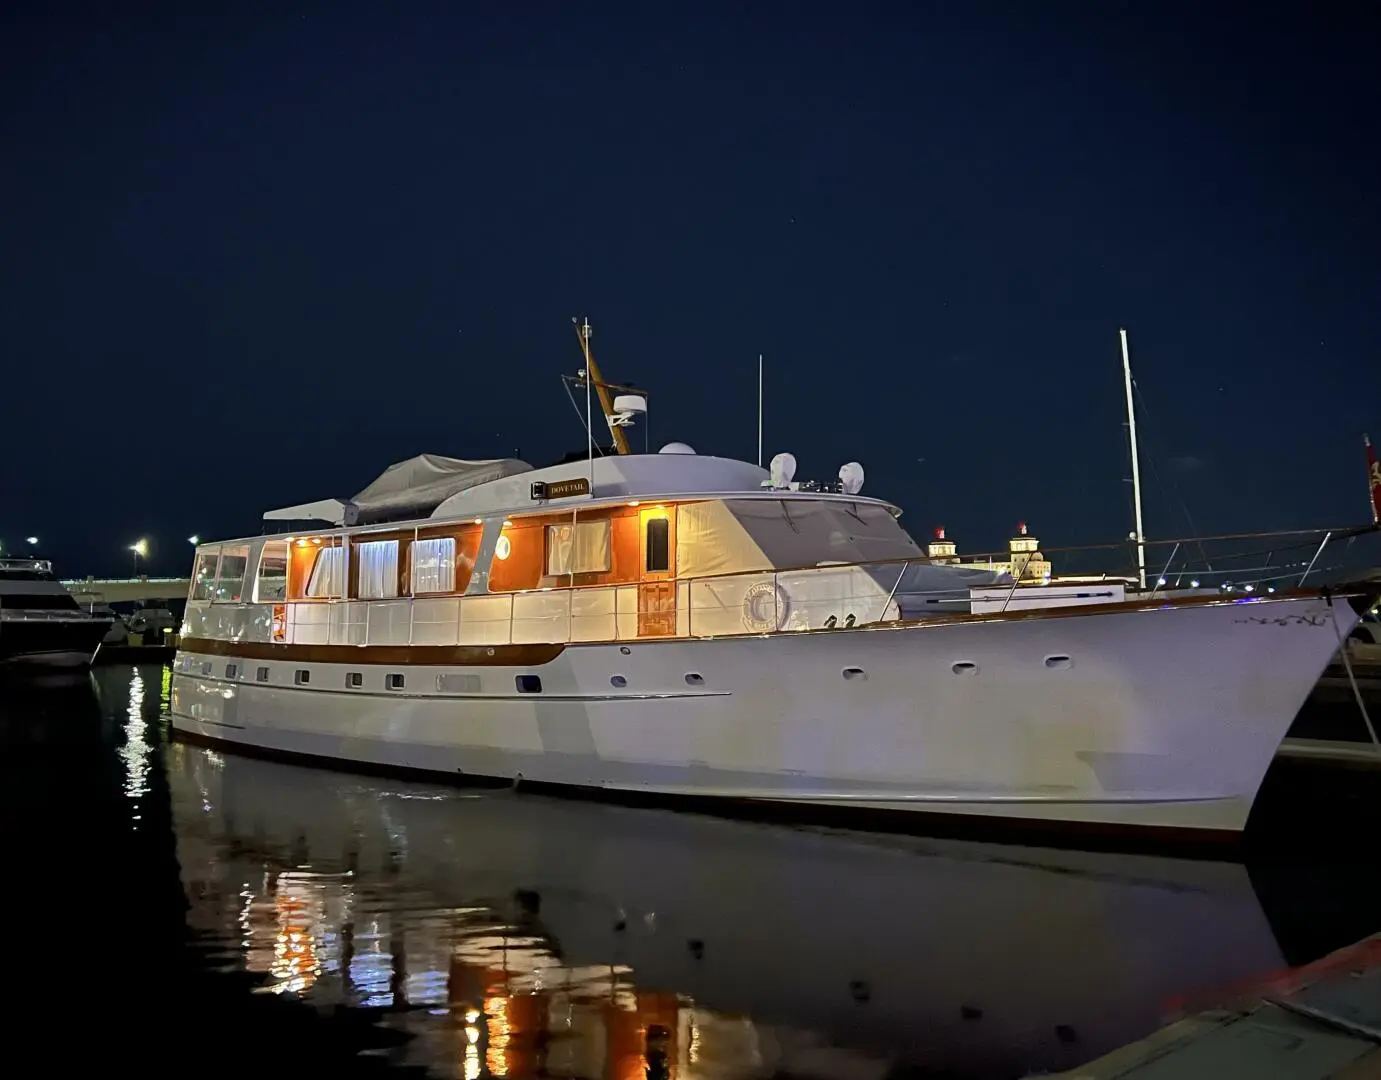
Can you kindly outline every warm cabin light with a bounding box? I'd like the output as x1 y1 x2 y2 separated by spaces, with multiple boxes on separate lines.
502 519 513 528
295 539 310 547
627 500 640 507
495 535 512 560
473 518 482 525
311 537 322 545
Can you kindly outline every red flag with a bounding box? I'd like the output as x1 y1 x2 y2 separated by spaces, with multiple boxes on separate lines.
1367 434 1381 524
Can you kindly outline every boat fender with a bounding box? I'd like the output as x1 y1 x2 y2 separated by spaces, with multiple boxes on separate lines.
742 581 789 632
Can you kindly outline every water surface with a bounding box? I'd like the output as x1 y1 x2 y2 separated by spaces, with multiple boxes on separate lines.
5 664 1379 1078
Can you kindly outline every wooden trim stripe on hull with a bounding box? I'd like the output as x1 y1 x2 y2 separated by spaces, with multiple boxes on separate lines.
180 637 566 667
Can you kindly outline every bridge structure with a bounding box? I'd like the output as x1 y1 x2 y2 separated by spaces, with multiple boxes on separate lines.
61 576 191 605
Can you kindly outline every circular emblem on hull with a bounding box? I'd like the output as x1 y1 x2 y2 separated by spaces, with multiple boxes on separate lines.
742 581 789 633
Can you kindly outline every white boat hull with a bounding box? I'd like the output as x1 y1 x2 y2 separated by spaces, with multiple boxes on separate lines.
170 593 1357 839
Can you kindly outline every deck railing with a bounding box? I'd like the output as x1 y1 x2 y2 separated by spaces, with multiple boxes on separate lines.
177 525 1381 651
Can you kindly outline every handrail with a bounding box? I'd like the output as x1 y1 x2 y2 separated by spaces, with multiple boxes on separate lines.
177 523 1381 652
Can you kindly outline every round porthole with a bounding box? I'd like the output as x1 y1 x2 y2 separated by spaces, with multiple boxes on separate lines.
495 535 512 560
685 673 705 686
610 675 628 688
951 661 978 676
620 646 631 656
842 667 867 682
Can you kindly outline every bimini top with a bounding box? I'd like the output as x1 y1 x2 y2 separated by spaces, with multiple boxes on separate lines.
263 454 533 527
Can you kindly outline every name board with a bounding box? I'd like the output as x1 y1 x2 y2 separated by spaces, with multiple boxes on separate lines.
531 477 592 501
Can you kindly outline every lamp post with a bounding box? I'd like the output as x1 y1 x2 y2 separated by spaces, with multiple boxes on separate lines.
25 536 39 548
130 538 150 577
188 535 200 546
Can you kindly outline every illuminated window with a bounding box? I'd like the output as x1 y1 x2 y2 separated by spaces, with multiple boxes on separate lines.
545 520 611 576
255 541 289 602
356 539 399 599
306 546 344 597
411 537 456 593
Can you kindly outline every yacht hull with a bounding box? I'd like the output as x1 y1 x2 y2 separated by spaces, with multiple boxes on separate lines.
170 593 1355 839
0 616 113 670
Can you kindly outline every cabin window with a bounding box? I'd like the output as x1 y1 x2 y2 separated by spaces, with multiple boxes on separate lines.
645 518 670 573
305 545 344 598
546 520 612 576
411 537 456 594
356 539 399 599
213 545 250 602
190 550 220 601
255 541 289 602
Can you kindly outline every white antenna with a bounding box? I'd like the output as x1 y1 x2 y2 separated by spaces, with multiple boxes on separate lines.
578 317 594 487
757 353 764 468
1120 328 1147 590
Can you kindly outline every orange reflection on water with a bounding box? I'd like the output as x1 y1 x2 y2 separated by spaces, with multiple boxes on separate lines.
270 882 320 995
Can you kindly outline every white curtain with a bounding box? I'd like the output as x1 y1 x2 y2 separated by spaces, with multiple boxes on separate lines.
356 539 399 599
307 546 345 597
546 520 611 576
411 537 456 593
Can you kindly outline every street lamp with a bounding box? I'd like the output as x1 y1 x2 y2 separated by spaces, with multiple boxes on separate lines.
188 535 200 546
25 536 38 547
130 537 150 576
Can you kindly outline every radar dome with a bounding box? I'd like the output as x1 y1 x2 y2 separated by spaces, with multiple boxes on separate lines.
839 461 865 495
769 452 797 489
659 442 696 455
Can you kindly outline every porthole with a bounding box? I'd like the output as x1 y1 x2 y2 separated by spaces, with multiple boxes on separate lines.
610 675 628 689
685 673 705 686
842 667 867 682
951 661 978 676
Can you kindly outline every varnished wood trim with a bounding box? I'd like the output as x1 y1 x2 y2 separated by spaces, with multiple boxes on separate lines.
180 637 566 667
888 586 1358 629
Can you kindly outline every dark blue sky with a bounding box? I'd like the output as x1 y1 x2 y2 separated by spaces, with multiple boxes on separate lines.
3 3 1378 575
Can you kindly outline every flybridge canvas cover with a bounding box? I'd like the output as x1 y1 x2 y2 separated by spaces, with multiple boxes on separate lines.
345 455 533 525
262 454 533 525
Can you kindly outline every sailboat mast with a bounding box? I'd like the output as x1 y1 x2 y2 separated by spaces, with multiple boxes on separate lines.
1120 328 1147 590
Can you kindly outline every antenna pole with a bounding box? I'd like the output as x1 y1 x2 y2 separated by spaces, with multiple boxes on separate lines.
580 318 594 486
757 353 764 467
1120 328 1147 590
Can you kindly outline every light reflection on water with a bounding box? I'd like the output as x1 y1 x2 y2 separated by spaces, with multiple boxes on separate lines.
161 730 1306 1080
119 667 151 821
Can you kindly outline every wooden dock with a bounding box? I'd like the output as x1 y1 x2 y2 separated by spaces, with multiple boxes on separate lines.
1044 935 1381 1078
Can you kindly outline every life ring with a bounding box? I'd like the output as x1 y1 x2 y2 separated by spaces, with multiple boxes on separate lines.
742 580 789 633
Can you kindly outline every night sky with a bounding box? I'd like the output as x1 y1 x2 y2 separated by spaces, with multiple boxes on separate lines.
3 4 1378 577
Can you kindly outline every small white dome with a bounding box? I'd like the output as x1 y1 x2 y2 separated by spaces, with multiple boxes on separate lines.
659 442 696 455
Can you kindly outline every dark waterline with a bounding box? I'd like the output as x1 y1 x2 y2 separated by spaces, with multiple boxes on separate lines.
5 664 1379 1078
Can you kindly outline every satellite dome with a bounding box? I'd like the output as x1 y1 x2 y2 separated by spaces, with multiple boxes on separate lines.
659 442 696 455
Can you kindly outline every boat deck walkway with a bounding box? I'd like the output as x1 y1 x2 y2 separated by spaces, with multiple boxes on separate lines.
1047 935 1381 1078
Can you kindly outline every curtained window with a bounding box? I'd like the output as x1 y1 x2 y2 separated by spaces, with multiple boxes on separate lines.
307 546 345 597
356 539 399 599
546 520 612 576
411 537 456 594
